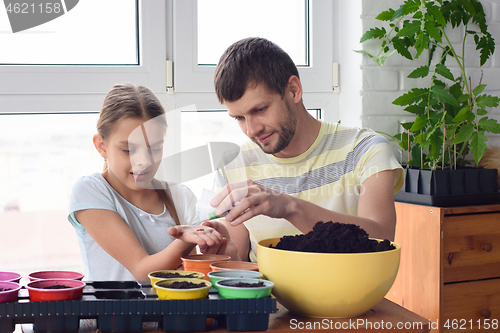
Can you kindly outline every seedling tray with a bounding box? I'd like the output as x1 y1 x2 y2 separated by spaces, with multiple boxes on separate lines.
0 281 276 333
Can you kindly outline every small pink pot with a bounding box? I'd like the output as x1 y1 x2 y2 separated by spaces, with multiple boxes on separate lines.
28 270 84 281
0 271 22 283
0 281 21 303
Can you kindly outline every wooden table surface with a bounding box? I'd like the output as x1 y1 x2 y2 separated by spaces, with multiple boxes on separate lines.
259 298 430 333
19 298 429 333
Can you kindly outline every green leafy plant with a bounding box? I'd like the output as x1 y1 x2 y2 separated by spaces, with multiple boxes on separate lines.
358 0 500 170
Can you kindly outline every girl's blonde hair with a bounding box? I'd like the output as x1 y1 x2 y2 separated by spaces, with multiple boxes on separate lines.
97 83 180 225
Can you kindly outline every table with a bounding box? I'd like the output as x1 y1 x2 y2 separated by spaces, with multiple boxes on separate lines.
211 299 430 333
18 298 428 333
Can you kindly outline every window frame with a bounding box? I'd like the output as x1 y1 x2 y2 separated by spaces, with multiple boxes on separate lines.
0 0 166 113
172 0 334 93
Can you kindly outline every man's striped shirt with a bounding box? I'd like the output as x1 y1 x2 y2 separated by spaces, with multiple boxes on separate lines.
216 121 404 261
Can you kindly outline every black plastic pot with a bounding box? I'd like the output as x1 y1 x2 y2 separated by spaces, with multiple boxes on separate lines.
394 167 500 207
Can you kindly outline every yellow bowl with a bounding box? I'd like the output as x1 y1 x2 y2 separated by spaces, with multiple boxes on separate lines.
148 270 205 286
154 278 211 300
257 237 400 318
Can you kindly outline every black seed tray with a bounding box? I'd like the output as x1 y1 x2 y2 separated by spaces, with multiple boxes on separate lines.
0 281 276 333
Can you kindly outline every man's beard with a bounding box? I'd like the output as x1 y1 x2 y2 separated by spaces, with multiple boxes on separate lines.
253 102 297 155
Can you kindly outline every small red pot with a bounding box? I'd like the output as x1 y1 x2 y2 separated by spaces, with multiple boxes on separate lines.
26 279 86 301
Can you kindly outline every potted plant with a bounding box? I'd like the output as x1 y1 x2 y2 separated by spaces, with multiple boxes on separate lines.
358 0 500 206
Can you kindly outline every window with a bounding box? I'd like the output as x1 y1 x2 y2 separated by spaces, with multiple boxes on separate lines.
0 0 166 113
0 113 102 278
181 109 322 197
197 0 309 66
0 0 167 280
0 1 138 65
173 0 335 93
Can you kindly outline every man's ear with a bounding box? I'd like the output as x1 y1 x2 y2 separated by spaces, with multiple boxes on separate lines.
287 75 303 104
93 134 107 159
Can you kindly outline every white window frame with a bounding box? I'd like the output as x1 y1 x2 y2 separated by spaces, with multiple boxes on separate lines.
172 0 334 93
0 0 166 113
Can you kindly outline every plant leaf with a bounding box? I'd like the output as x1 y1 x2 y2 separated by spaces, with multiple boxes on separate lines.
373 50 397 66
353 50 374 58
376 9 396 21
457 94 469 104
410 115 427 132
392 37 413 60
453 123 474 144
393 88 428 106
477 109 487 116
435 63 454 81
360 27 387 43
401 122 414 130
408 65 429 78
473 84 487 95
428 130 444 161
392 0 421 20
478 117 500 134
430 85 459 106
425 3 446 26
404 105 425 114
452 105 471 123
470 131 488 165
424 20 442 43
399 20 421 37
476 94 500 109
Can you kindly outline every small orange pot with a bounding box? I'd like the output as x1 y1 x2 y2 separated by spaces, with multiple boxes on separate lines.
181 254 231 280
210 261 259 272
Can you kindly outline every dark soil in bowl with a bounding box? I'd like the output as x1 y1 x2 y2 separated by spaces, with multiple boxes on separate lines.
231 281 265 288
166 281 206 289
271 221 395 253
153 272 199 278
43 285 72 289
0 288 12 292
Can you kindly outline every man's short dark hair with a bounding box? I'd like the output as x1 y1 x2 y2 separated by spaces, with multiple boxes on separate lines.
214 37 299 104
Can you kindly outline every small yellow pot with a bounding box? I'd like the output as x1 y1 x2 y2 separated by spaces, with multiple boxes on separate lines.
154 278 211 300
148 270 205 286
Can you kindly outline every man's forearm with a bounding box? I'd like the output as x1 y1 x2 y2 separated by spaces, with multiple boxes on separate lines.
286 196 396 241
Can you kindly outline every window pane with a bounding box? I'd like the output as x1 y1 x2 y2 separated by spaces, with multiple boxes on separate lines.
180 109 320 197
0 113 101 278
197 0 308 66
0 0 138 65
180 111 248 197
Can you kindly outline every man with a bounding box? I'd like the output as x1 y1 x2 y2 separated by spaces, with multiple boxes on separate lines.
210 37 404 262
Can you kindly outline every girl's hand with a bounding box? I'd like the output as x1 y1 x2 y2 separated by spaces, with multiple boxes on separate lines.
200 221 241 260
168 225 224 249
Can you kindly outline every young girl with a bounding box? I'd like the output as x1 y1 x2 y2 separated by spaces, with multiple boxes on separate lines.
68 83 238 281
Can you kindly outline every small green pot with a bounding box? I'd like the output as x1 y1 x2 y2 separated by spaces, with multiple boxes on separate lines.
215 278 273 299
207 270 263 290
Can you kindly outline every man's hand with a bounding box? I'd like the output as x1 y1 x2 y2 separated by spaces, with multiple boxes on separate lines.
210 179 294 226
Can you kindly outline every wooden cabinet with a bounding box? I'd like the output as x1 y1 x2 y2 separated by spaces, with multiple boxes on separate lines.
387 202 500 333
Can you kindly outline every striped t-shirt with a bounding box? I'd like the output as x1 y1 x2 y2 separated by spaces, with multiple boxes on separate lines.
215 121 404 261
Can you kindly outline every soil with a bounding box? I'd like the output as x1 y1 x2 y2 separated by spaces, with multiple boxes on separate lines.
43 285 72 289
270 221 395 253
153 272 199 278
167 281 206 289
0 288 12 292
231 281 265 288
